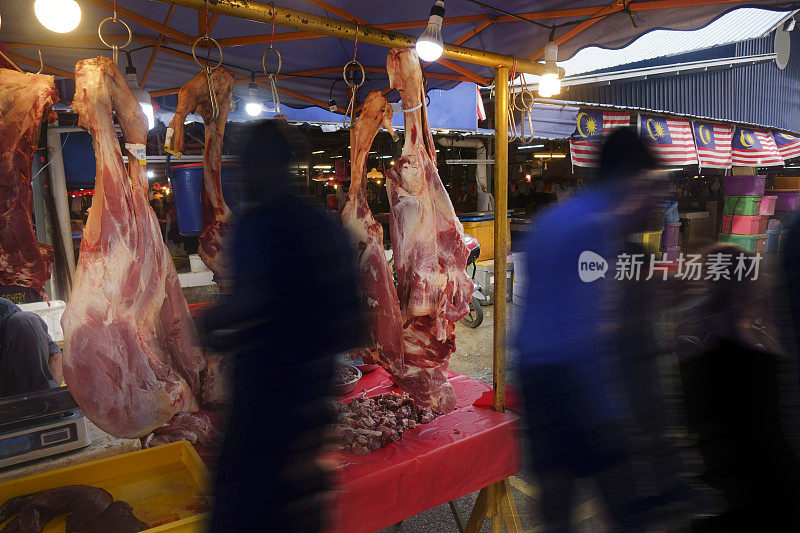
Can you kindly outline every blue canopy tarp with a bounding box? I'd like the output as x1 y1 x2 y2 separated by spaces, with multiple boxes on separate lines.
2 1 798 111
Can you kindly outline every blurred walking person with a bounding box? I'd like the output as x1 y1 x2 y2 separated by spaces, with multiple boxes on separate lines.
514 128 686 531
201 121 364 532
676 244 800 531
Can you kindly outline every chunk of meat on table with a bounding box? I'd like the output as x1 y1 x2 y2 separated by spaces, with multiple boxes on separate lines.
62 57 210 439
0 69 58 296
0 486 112 533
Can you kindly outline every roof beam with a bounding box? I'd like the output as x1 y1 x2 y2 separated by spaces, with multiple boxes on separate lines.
150 87 181 97
82 0 194 44
453 20 494 46
198 6 207 36
4 34 183 50
142 5 176 86
529 3 618 61
251 65 476 83
211 1 752 49
254 80 348 113
208 13 220 33
300 0 370 24
2 51 74 78
156 0 545 75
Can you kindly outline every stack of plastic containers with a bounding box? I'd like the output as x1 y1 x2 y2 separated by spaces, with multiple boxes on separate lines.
766 177 800 252
662 201 681 261
720 175 766 253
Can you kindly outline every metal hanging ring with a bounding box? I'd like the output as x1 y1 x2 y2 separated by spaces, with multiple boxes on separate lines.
343 60 365 89
514 89 535 112
192 35 223 70
262 47 282 77
35 49 43 75
98 16 132 50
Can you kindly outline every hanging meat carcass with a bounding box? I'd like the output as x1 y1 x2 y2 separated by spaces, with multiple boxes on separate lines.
340 92 405 374
165 67 236 282
0 69 58 296
62 57 211 438
384 48 473 413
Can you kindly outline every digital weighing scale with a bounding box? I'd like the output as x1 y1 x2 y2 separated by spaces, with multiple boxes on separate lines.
0 387 90 469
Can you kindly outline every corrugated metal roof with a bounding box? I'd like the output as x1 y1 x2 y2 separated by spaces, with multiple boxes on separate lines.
562 35 800 134
561 8 792 76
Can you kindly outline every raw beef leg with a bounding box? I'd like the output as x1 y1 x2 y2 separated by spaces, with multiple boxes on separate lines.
165 67 235 282
384 48 473 412
340 92 406 374
0 69 58 296
62 57 207 438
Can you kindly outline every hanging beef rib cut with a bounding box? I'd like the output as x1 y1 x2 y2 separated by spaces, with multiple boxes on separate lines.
166 67 236 282
62 57 208 438
384 48 473 413
0 69 58 296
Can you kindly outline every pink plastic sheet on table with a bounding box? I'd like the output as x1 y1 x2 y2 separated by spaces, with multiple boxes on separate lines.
326 368 520 533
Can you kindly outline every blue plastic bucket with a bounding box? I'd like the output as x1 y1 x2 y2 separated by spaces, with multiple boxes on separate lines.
170 163 203 236
766 229 781 253
664 201 680 223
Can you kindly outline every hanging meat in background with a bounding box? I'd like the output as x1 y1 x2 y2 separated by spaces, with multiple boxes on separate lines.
63 57 214 438
165 67 236 283
0 69 58 296
384 48 473 413
341 92 406 375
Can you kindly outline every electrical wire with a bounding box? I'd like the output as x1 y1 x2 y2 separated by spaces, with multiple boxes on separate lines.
459 0 553 29
458 0 634 32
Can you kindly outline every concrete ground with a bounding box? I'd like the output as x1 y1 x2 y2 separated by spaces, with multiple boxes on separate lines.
374 302 608 532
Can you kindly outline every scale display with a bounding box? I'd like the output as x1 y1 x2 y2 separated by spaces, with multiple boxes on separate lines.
0 423 76 460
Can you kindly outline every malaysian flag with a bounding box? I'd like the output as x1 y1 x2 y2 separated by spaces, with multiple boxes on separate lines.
773 131 800 161
638 114 697 166
692 121 733 169
731 127 783 166
476 84 486 121
569 110 630 167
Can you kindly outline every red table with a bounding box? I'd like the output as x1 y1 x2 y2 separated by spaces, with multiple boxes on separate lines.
327 368 520 533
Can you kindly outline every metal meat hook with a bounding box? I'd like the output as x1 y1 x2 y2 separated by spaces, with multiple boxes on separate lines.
191 36 224 121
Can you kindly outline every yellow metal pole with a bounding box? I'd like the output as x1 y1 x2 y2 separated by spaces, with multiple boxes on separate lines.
492 67 508 413
157 0 546 75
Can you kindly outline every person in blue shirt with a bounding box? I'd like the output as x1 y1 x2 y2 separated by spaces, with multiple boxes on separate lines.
0 297 63 397
514 127 675 531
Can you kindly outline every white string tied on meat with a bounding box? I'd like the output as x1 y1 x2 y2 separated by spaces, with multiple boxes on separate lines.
402 102 424 113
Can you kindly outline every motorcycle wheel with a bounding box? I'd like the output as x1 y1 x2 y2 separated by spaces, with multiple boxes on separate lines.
460 297 484 328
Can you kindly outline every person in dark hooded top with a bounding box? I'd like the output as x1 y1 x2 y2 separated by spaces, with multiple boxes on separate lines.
201 120 364 532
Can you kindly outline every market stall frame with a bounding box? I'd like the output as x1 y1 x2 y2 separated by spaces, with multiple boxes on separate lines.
148 0 529 529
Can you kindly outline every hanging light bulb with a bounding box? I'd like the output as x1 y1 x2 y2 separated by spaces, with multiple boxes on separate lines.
124 55 155 129
416 0 445 62
245 72 262 117
34 0 81 33
538 37 561 98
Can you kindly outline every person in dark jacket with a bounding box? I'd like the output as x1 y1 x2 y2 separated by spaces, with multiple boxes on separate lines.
677 244 800 531
201 121 364 532
0 297 62 397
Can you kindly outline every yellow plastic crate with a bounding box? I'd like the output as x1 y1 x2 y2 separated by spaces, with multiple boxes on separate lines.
0 441 210 532
632 230 662 254
773 177 800 190
461 219 511 262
